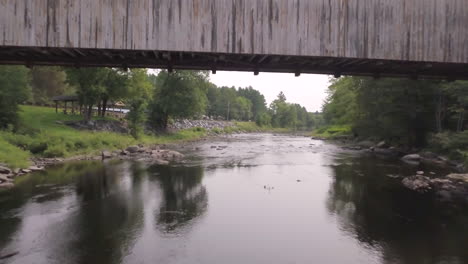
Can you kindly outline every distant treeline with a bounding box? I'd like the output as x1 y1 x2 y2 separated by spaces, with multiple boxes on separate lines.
0 66 323 138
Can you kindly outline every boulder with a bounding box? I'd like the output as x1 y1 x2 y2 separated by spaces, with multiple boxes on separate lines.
101 151 112 159
21 169 32 173
373 148 398 156
420 151 438 159
402 175 432 193
161 150 184 161
126 146 140 153
153 159 170 165
357 140 375 148
376 141 388 148
402 154 421 162
0 174 12 182
28 166 44 172
0 182 14 189
446 174 468 183
0 166 12 174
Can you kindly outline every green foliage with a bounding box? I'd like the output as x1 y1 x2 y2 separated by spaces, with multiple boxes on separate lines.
0 65 31 129
237 86 268 119
322 77 444 146
127 98 147 139
65 67 108 120
428 131 468 161
149 70 209 130
256 112 272 127
0 137 30 169
30 66 72 105
311 125 352 139
125 69 153 139
269 92 311 130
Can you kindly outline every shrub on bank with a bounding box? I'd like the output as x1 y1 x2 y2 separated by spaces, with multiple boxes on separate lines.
428 131 468 162
311 125 352 139
0 137 30 169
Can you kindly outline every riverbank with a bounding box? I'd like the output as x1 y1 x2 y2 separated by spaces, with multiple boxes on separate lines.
312 125 467 171
0 106 295 187
311 126 468 205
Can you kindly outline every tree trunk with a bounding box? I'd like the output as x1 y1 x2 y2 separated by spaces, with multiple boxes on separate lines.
435 93 444 133
102 98 108 117
457 109 466 132
84 104 93 121
97 101 102 117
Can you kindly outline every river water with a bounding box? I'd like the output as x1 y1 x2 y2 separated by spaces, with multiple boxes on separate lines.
0 134 467 264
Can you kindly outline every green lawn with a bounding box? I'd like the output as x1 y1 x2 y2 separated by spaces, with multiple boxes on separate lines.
0 106 207 169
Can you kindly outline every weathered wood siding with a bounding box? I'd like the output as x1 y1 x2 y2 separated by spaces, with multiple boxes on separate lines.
1 0 467 63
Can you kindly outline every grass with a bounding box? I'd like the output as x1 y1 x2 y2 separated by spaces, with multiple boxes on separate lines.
0 137 31 169
310 125 352 139
0 106 207 169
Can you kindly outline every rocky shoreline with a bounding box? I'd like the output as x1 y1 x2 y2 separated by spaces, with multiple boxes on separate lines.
330 138 468 204
334 138 466 172
0 144 186 189
401 173 468 204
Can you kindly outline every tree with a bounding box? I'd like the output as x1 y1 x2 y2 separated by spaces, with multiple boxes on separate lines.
237 86 267 119
148 70 209 130
0 66 31 129
322 77 440 146
65 68 108 121
443 81 468 132
100 68 130 117
231 96 252 121
30 66 72 105
125 69 152 138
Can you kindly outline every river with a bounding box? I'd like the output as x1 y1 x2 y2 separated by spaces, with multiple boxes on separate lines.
0 134 467 264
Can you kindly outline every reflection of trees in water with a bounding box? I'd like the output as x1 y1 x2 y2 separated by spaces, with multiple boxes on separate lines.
59 161 145 264
150 165 208 232
0 161 107 252
327 156 468 264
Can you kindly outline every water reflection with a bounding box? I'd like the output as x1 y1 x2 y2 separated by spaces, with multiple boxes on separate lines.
61 161 145 264
327 154 468 264
149 165 208 233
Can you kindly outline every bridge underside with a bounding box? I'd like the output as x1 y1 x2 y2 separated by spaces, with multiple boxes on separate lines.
1 46 466 80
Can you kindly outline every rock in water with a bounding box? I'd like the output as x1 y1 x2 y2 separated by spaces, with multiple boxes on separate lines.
402 154 421 162
153 159 170 165
0 182 14 189
376 141 388 148
446 174 468 183
0 174 12 182
102 151 112 159
29 166 44 171
160 150 184 161
402 175 432 193
0 166 12 174
126 146 139 153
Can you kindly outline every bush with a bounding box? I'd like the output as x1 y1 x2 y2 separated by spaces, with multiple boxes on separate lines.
428 131 468 161
255 112 272 127
43 144 67 158
0 137 30 168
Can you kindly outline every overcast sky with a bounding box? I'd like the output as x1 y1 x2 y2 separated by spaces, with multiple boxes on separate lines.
210 71 330 112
